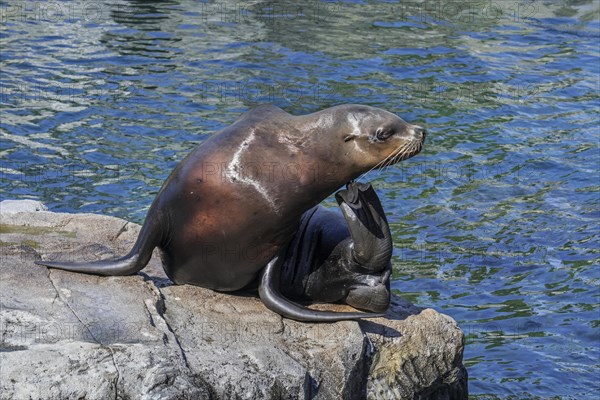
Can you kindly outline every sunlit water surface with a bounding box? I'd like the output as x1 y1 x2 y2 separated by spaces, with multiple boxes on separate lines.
1 0 598 397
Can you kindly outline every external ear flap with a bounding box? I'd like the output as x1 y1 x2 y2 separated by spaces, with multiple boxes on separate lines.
344 134 357 142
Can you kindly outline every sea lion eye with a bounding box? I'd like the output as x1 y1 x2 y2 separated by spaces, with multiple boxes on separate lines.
375 128 393 141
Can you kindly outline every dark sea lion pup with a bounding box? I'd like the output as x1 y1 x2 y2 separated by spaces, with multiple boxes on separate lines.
36 104 426 322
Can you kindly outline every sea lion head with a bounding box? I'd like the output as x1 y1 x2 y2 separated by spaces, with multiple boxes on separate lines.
339 105 426 171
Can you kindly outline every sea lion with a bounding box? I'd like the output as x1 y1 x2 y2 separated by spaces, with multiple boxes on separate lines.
36 104 426 322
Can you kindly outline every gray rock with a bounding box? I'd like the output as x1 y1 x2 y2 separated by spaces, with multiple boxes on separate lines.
0 199 48 214
0 206 468 399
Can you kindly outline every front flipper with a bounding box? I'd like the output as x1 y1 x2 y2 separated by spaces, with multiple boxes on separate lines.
34 210 162 276
259 251 385 322
335 182 392 272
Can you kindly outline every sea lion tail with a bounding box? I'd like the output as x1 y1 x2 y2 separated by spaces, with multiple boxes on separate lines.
259 253 385 322
35 212 161 276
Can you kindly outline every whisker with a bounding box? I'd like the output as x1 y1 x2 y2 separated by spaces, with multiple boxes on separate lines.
356 136 424 182
356 147 399 181
358 142 408 180
381 140 417 173
369 142 410 178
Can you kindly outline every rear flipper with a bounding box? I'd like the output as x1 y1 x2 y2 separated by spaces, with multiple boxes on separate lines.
345 269 391 313
259 251 385 322
335 182 392 313
335 181 393 270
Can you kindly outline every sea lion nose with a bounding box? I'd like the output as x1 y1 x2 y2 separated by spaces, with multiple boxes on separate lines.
412 126 426 140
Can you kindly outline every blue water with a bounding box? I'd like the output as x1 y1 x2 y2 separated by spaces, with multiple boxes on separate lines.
1 1 598 397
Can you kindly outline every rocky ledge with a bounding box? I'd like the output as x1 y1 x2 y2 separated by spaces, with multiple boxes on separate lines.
0 200 467 399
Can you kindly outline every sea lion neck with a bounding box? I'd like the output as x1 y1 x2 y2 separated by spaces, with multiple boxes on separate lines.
292 108 342 137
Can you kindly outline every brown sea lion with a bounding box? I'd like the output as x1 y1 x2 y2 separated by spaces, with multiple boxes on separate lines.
36 104 425 321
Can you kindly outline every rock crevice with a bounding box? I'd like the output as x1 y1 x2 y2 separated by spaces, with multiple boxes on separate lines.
142 277 192 372
46 268 122 400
